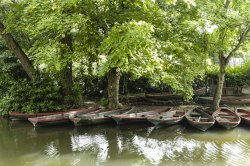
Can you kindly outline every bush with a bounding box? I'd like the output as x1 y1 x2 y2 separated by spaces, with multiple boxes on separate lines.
0 78 64 115
206 61 250 87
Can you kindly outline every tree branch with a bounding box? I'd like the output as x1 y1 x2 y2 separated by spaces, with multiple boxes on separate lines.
224 0 230 9
0 21 38 81
225 27 250 63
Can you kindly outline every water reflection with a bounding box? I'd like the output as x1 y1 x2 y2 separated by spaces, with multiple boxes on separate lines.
44 141 59 158
221 140 250 166
1 118 250 166
71 133 109 163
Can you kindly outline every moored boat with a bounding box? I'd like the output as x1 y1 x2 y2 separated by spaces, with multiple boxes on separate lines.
9 112 64 121
111 107 171 125
185 107 215 131
28 107 100 127
212 108 241 129
236 108 250 125
69 107 134 126
147 107 185 128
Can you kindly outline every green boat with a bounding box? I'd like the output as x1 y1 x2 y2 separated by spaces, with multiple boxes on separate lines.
111 107 171 125
186 107 215 131
147 108 186 128
70 107 135 126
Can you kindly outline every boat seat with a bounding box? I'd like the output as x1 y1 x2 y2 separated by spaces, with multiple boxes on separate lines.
219 116 236 118
192 117 201 122
218 113 229 115
190 112 200 115
238 113 248 116
241 115 250 117
200 117 210 120
190 114 201 117
199 117 211 122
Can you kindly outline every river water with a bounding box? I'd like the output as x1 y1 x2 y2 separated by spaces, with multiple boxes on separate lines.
1 117 250 166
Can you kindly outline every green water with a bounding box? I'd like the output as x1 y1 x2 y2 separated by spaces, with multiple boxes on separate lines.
1 118 250 166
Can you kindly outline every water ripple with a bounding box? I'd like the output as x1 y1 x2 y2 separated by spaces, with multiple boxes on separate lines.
221 140 250 166
44 141 59 158
70 133 109 163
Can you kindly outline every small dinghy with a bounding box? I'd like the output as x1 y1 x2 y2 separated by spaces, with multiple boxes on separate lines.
70 107 135 126
9 112 63 121
236 108 250 125
212 108 241 129
147 107 185 128
28 107 100 127
186 107 215 131
111 107 171 125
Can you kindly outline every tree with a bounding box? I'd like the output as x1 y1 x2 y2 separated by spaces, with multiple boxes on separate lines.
197 0 250 109
0 1 38 81
100 21 161 108
99 0 207 109
4 0 90 105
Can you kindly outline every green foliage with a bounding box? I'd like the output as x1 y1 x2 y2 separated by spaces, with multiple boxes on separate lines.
99 98 108 106
99 20 160 77
0 78 64 115
197 0 250 60
206 61 250 87
0 37 28 99
1 0 248 111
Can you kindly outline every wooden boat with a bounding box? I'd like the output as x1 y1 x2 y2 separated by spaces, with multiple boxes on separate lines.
212 108 241 129
236 108 250 125
147 108 186 128
69 107 134 126
185 107 215 131
28 107 100 127
9 112 64 121
111 107 171 125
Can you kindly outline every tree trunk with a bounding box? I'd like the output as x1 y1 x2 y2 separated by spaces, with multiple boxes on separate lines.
0 22 37 81
213 55 227 110
60 34 74 106
107 68 123 109
60 63 73 104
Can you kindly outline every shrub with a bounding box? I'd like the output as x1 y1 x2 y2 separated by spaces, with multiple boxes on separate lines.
0 78 64 115
206 61 250 87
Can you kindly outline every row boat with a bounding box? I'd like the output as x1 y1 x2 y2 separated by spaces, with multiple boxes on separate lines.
185 107 215 131
212 108 241 129
28 107 100 127
147 107 185 128
236 108 250 125
9 112 64 121
111 107 171 125
70 107 134 126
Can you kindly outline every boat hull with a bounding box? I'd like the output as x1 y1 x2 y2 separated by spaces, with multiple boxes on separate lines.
29 117 71 127
236 109 250 125
186 108 215 131
9 112 62 121
71 107 135 126
111 107 172 125
147 118 182 128
213 108 241 129
71 117 112 126
187 121 214 131
112 117 148 125
28 107 100 127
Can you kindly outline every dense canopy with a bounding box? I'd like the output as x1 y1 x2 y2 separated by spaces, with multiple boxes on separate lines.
0 0 249 113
